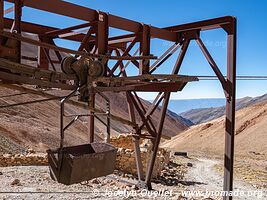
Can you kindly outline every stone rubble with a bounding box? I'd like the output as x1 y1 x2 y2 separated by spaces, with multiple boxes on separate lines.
0 135 170 178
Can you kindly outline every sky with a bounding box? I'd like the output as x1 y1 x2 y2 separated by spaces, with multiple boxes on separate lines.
3 0 267 100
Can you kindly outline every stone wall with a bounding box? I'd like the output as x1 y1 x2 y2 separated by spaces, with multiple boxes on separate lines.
0 152 47 167
0 135 170 178
110 135 170 178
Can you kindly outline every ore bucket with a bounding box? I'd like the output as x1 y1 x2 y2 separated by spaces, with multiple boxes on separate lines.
47 142 117 185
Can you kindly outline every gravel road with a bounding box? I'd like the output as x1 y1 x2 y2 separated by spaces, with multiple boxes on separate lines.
185 157 266 200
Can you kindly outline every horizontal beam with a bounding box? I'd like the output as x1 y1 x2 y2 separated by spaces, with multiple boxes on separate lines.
165 16 235 33
95 82 188 92
0 30 157 60
4 18 84 41
4 18 136 46
4 0 177 41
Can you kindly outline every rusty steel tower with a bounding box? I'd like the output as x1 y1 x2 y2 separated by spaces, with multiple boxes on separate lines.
0 1 236 199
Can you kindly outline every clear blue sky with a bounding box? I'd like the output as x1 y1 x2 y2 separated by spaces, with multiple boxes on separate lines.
4 0 267 100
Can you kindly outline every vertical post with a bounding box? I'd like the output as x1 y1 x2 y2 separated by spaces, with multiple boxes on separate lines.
14 0 22 63
223 17 236 200
139 24 150 75
145 92 170 189
88 12 109 143
38 37 50 70
126 92 145 182
0 0 3 45
38 47 49 69
88 93 95 143
106 100 111 143
144 39 189 189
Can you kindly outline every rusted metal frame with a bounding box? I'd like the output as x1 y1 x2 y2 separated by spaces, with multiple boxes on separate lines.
0 1 4 44
172 39 190 74
0 30 155 61
58 87 79 179
109 36 139 75
125 52 140 68
21 55 61 65
150 43 178 69
4 17 85 41
128 92 156 137
144 37 190 189
37 46 49 70
4 5 14 15
196 36 228 93
88 12 109 143
145 92 170 189
77 26 94 54
222 18 236 200
4 0 177 41
150 43 181 74
132 91 156 132
94 82 187 92
107 33 137 45
132 92 157 136
114 49 127 77
42 47 57 71
126 91 145 182
139 24 150 74
165 16 234 33
115 48 139 77
136 93 164 133
4 17 135 47
13 0 22 63
47 38 63 63
44 22 94 38
96 12 108 55
37 36 56 71
94 91 111 143
0 71 75 90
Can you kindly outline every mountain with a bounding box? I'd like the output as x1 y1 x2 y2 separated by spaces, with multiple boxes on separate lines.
161 99 267 157
168 98 226 114
180 94 267 125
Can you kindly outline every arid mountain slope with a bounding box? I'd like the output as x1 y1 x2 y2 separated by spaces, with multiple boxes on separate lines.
162 99 267 157
180 94 267 125
0 83 188 152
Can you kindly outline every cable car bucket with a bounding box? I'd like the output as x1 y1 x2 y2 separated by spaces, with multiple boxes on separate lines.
47 87 117 185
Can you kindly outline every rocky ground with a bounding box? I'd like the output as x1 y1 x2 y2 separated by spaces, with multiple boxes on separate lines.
0 154 265 200
0 157 188 200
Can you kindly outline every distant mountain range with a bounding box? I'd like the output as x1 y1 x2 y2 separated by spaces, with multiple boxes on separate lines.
179 94 267 125
168 98 226 114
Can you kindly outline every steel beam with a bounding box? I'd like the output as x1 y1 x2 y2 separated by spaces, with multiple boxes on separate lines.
145 92 170 189
139 25 150 74
126 91 145 182
223 17 236 200
0 0 3 45
4 0 177 41
165 16 234 32
0 1 3 31
196 37 227 91
13 0 22 63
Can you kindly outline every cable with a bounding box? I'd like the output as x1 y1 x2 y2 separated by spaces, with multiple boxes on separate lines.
196 76 267 80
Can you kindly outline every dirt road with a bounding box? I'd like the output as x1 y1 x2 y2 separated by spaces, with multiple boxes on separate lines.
184 157 266 199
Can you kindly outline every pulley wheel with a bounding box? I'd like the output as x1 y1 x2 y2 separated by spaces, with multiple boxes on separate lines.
61 56 77 74
88 60 105 78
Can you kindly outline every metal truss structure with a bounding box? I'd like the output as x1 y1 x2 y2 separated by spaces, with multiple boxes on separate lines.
0 1 236 199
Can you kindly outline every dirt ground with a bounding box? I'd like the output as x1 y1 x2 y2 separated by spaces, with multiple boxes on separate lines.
0 154 265 200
